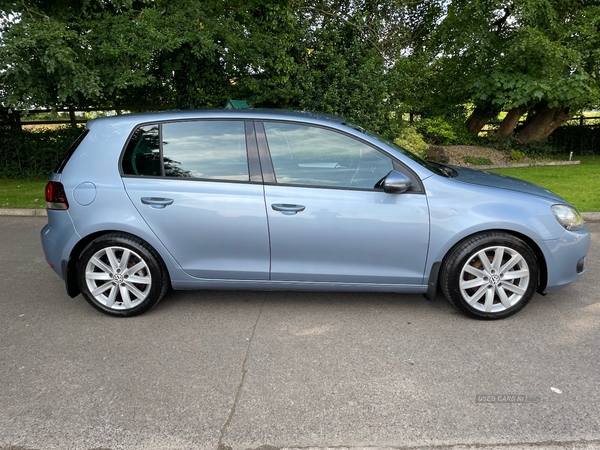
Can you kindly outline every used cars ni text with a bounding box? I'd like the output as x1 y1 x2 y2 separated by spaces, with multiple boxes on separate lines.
41 109 590 319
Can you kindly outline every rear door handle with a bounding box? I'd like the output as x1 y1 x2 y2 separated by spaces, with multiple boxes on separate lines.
141 197 174 209
271 203 306 215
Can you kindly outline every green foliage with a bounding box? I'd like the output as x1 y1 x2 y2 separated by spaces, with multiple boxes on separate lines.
397 0 600 142
463 156 493 166
394 126 429 158
414 117 483 146
415 118 457 145
2 0 598 146
516 139 556 159
509 150 526 162
0 0 408 137
483 134 555 159
0 126 83 178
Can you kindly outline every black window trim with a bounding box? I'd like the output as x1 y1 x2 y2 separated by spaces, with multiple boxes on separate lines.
254 121 275 184
245 121 263 183
256 119 424 194
158 122 165 177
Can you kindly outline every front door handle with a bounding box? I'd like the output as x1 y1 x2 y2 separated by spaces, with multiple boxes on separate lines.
271 203 306 215
141 197 174 209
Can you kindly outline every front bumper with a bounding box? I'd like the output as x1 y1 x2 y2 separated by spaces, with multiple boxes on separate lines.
538 227 591 293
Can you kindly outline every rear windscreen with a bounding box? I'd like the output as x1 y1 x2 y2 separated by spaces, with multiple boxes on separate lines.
54 128 90 174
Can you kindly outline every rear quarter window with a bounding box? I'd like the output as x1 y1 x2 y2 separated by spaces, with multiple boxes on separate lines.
54 129 90 174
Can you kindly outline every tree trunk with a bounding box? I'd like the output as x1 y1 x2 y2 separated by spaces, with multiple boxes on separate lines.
520 101 545 128
516 105 571 143
465 105 498 135
68 106 76 126
495 107 521 137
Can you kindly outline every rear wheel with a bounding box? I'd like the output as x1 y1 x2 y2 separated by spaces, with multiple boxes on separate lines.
441 232 538 319
77 234 168 316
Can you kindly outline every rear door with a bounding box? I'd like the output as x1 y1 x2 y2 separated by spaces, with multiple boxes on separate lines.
121 120 270 280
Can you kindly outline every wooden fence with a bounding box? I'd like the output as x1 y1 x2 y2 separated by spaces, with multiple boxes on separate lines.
2 107 600 129
1 106 172 128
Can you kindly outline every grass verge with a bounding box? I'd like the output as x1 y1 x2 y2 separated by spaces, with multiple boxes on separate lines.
0 178 47 209
488 155 600 212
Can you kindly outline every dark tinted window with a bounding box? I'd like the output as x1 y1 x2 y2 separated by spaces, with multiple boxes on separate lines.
122 125 161 176
162 121 248 181
264 122 393 189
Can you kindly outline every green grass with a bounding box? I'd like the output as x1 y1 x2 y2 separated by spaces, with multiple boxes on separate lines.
0 178 47 209
488 155 600 212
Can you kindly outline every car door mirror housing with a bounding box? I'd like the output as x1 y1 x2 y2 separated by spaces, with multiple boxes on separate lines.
380 170 412 194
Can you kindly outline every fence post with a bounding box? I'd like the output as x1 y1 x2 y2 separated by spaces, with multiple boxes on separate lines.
11 110 22 131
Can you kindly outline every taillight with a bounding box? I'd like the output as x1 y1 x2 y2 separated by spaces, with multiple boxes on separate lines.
45 181 69 210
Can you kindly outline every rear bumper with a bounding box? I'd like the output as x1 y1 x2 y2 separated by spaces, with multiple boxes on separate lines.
40 210 80 280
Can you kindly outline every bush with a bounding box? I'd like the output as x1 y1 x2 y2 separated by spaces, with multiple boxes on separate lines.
509 149 525 162
463 156 493 165
0 126 83 178
415 117 457 145
414 116 484 146
484 135 556 159
394 125 429 158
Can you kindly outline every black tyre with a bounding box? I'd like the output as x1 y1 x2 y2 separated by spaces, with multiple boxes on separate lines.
440 232 539 319
77 233 169 317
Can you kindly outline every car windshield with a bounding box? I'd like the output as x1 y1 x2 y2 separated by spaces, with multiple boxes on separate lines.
344 123 447 177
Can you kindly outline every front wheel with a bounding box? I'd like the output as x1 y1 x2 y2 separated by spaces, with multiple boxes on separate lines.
77 234 168 317
440 232 539 319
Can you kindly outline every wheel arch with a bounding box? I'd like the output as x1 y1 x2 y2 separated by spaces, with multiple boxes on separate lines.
428 228 548 297
65 230 171 298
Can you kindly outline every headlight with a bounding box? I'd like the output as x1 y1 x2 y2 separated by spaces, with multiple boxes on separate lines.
551 204 584 231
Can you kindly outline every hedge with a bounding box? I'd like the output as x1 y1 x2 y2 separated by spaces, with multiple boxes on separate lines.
0 126 84 178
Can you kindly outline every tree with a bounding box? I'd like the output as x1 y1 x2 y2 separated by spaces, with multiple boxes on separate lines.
0 0 415 137
418 0 600 142
0 0 236 110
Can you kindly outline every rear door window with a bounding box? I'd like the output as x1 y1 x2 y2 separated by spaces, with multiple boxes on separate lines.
162 121 248 181
121 120 249 181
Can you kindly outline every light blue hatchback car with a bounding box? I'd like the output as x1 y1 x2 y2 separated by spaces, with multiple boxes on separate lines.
41 109 590 319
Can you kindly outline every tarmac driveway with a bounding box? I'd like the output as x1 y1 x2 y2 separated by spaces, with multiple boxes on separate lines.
0 216 599 450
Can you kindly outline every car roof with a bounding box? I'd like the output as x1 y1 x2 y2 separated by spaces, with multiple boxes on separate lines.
86 108 346 128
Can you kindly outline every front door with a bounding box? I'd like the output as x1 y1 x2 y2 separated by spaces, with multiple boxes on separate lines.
260 121 430 285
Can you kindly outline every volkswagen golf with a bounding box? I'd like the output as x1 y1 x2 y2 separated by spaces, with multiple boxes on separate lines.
41 109 590 319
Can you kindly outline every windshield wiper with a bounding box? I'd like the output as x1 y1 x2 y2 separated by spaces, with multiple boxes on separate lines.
432 163 458 178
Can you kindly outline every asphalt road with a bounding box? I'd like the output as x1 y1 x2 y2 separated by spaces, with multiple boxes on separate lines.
0 216 599 450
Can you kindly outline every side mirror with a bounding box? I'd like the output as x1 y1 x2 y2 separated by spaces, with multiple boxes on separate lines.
380 170 412 194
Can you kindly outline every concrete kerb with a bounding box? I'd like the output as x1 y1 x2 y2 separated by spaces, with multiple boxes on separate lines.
0 208 47 217
582 212 600 223
472 160 581 170
1 208 599 222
